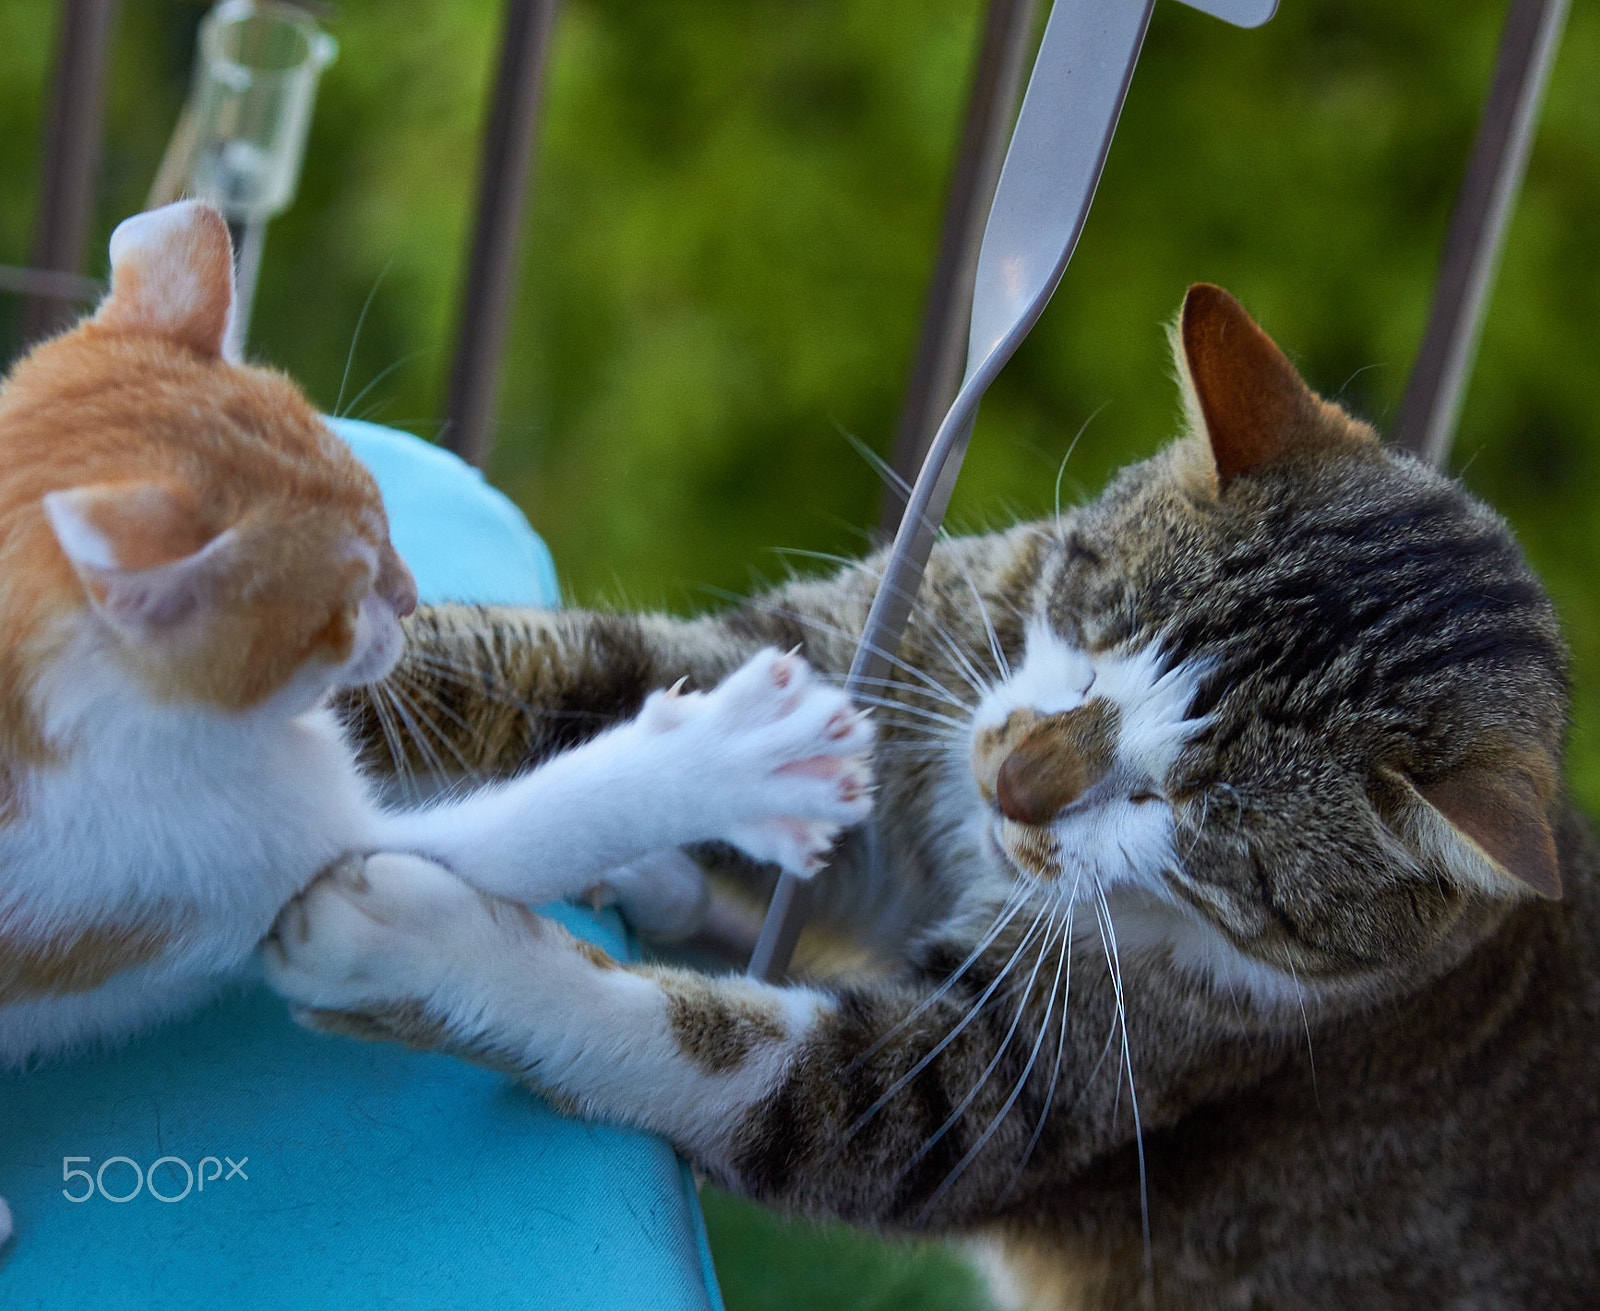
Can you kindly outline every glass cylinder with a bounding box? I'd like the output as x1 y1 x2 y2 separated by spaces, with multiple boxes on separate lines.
178 1 337 223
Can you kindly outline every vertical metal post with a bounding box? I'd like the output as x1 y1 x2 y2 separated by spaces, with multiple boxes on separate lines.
881 0 1040 534
22 0 119 344
442 0 561 468
1392 0 1570 467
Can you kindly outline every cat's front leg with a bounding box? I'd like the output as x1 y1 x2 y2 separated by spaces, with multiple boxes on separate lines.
265 852 827 1180
370 647 873 908
268 854 1268 1231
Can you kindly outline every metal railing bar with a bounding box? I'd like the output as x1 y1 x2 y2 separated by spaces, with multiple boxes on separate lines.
442 0 561 468
0 264 103 303
1392 0 1570 468
881 0 1041 535
22 0 118 345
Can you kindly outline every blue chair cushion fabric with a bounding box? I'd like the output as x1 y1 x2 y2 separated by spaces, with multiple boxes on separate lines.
0 420 724 1311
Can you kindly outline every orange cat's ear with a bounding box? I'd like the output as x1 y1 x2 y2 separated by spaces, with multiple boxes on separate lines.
43 482 233 636
1176 284 1369 490
91 201 236 360
1381 765 1560 901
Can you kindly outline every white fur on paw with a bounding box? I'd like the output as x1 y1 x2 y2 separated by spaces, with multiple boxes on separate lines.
588 848 710 939
641 648 874 875
263 852 501 1011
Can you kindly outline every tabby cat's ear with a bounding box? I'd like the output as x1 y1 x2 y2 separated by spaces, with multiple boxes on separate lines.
1381 766 1561 900
91 201 237 361
43 482 233 637
1176 284 1372 490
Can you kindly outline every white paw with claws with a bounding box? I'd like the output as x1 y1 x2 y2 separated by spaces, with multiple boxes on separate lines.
265 852 507 1013
634 648 874 875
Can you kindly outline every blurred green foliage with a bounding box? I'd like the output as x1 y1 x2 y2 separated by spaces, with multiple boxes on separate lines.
1 2 1597 1306
701 1188 993 1311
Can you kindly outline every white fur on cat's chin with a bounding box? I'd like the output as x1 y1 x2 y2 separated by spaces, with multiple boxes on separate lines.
270 585 406 717
957 622 1310 1005
338 589 406 689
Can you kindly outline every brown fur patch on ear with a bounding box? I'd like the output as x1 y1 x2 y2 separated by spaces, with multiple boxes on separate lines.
1419 771 1560 900
1178 284 1369 489
0 921 170 1002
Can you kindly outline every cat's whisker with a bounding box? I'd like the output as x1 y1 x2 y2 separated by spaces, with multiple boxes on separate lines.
902 906 1064 1208
337 347 434 425
831 627 973 711
918 616 995 703
841 671 972 715
999 873 1082 1204
1092 876 1153 1299
944 551 1012 682
379 679 455 788
1285 957 1320 1112
388 672 493 783
918 905 1073 1220
842 693 970 734
365 682 414 797
840 428 914 506
399 651 631 728
385 677 485 785
334 261 392 418
870 733 958 756
847 887 1033 1074
1051 402 1102 527
766 544 877 573
727 591 976 713
390 669 483 743
845 900 1053 1140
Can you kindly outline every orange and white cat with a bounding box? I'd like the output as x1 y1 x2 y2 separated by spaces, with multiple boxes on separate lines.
0 201 873 1245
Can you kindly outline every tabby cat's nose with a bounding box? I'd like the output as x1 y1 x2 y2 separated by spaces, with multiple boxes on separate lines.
991 700 1119 825
996 740 1096 825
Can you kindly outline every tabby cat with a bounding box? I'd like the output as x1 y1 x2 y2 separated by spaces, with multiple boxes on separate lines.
268 285 1599 1308
0 201 872 1247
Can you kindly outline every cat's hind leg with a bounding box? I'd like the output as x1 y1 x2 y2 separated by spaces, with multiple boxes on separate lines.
1 1195 12 1245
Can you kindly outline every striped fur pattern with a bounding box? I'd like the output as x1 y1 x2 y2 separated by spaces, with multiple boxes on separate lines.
271 286 1599 1308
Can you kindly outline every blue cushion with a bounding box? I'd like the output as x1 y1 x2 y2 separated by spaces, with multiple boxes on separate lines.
332 417 561 608
0 423 724 1311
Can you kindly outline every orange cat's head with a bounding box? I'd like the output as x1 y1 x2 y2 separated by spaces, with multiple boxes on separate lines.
0 201 415 744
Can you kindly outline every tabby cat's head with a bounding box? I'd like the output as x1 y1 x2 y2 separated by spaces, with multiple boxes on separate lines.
966 285 1565 997
0 202 415 738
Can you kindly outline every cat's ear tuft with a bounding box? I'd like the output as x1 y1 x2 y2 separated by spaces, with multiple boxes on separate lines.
43 482 231 636
1175 284 1364 490
91 201 236 361
1383 766 1560 900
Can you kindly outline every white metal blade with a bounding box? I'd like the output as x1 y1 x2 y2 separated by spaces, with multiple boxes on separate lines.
1177 0 1279 28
